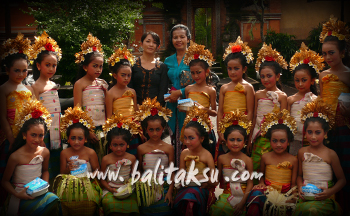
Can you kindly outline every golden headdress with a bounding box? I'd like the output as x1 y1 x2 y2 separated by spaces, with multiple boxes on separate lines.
75 33 104 64
30 31 62 61
108 46 135 66
180 106 212 142
13 99 52 138
1 33 31 61
289 42 325 74
255 43 288 73
218 109 252 135
183 41 214 67
320 15 350 43
60 105 95 134
103 113 142 137
135 97 172 123
223 36 254 64
260 109 297 137
300 98 335 129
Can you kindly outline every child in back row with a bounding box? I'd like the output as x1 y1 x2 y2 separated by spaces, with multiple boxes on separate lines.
287 43 323 155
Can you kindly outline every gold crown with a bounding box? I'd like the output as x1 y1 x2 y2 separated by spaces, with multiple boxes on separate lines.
223 36 254 64
260 109 297 137
75 33 104 64
300 97 335 129
218 109 252 135
320 15 350 43
181 106 212 142
1 33 32 61
13 99 52 138
289 42 325 74
60 105 95 134
30 31 62 61
108 46 135 66
255 43 288 73
183 41 214 67
103 113 142 137
135 97 172 123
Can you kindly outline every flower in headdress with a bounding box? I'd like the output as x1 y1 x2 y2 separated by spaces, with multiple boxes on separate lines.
303 58 310 64
124 55 128 60
231 45 242 53
328 31 332 36
19 50 23 54
194 53 199 59
313 112 318 118
151 108 158 116
278 119 283 124
45 43 54 52
117 122 123 128
73 119 79 124
265 56 275 62
31 110 43 119
92 46 97 52
192 117 198 122
232 120 238 125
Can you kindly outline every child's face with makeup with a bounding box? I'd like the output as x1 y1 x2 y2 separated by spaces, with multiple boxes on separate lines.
294 69 314 94
270 129 289 154
226 130 245 153
183 127 203 150
260 67 279 90
322 41 343 67
7 59 28 84
110 135 128 156
84 56 103 79
68 128 86 151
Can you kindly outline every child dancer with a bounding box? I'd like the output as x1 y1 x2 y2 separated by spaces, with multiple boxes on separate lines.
293 99 345 215
1 100 61 215
246 109 298 216
135 97 174 215
210 110 253 216
287 43 323 155
174 106 217 216
216 36 255 163
101 114 142 215
0 33 33 206
319 16 350 213
74 33 108 149
31 31 63 180
248 43 288 174
183 41 217 157
54 106 102 216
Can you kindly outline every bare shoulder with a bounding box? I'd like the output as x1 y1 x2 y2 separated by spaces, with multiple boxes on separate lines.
286 153 298 163
255 89 266 99
206 85 216 94
277 90 287 98
180 148 190 158
41 146 50 157
86 146 97 156
319 70 331 79
25 85 34 93
242 153 253 164
242 81 254 89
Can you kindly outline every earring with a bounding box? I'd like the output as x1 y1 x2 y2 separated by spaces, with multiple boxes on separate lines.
341 54 345 58
85 140 87 143
244 144 247 148
324 134 328 139
84 69 87 72
276 78 279 81
127 145 130 148
23 136 26 140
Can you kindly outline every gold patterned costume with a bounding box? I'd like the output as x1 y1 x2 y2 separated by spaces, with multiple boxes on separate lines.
188 92 210 108
112 90 135 119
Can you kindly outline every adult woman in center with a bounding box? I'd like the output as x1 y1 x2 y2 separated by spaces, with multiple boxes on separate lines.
129 31 169 106
164 24 191 166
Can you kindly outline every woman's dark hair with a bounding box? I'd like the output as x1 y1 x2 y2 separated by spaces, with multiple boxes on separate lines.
109 59 132 89
323 35 350 67
184 121 210 152
189 59 212 85
293 64 318 95
75 52 103 83
170 24 191 49
32 51 59 80
141 115 169 140
66 122 90 145
106 127 132 146
265 124 294 143
141 31 161 47
223 125 248 142
7 118 48 161
259 61 283 91
224 52 248 79
304 117 330 145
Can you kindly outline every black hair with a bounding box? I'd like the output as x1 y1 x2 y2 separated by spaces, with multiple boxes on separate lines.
7 117 48 161
259 61 283 91
2 53 29 78
184 121 210 152
32 50 59 80
304 117 330 145
323 35 350 67
170 24 191 49
224 52 248 79
223 125 248 142
75 52 104 82
265 124 294 143
293 64 318 95
66 123 90 146
106 127 132 146
141 115 168 140
109 59 132 89
141 31 161 47
189 59 212 85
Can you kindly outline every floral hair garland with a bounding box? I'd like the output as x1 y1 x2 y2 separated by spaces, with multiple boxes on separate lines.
30 31 62 62
183 41 214 67
255 43 288 73
1 33 32 61
13 100 52 138
108 46 135 66
136 97 172 123
300 98 335 129
223 36 254 64
218 109 252 135
260 109 297 137
60 105 95 134
75 33 104 64
320 15 350 43
289 42 324 74
103 113 142 137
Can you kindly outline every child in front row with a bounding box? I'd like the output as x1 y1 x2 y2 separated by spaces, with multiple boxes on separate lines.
246 109 298 216
101 114 142 215
210 110 253 216
293 99 345 215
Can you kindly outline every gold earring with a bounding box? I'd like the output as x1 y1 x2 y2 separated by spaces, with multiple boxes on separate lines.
23 136 26 140
341 54 345 58
276 78 279 81
244 144 247 148
127 145 130 148
324 134 328 139
85 140 87 143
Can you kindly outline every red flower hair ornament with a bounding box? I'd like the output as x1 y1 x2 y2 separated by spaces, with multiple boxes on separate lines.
31 110 43 119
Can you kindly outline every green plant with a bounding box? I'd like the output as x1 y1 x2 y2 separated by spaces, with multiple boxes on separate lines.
307 23 323 54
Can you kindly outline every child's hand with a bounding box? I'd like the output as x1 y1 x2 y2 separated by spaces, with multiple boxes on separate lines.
298 184 305 200
16 187 34 200
167 90 182 103
67 159 78 171
164 190 173 207
218 133 225 144
232 201 245 216
108 187 117 193
89 131 99 145
315 187 332 201
253 183 266 190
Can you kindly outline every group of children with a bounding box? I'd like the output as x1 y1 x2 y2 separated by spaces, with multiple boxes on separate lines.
0 15 349 216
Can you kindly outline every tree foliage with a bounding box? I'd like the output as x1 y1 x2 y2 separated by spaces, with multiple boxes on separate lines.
26 0 144 84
